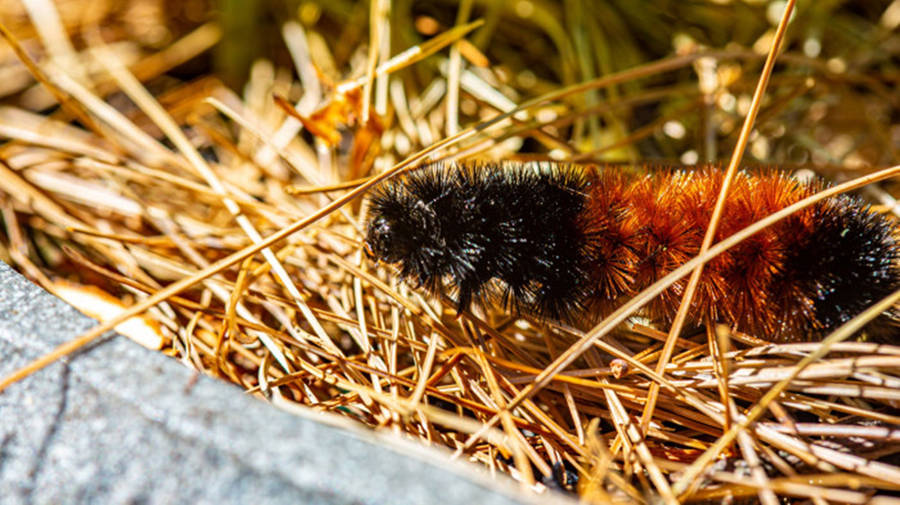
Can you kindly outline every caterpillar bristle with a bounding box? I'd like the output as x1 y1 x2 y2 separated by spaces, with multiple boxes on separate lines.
365 161 900 342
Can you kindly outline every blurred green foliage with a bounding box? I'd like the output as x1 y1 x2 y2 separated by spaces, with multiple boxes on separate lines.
212 1 897 166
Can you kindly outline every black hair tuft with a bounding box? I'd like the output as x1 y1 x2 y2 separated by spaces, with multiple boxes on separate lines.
778 194 900 333
365 161 593 320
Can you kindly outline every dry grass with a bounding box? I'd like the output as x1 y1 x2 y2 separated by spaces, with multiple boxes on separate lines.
0 0 899 503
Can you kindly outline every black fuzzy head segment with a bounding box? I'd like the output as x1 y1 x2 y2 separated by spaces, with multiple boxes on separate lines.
365 161 593 320
366 197 442 264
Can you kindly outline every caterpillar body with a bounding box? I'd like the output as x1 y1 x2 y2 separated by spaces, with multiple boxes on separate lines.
364 162 900 342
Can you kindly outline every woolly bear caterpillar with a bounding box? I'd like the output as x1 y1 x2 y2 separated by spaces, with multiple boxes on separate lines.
364 161 900 342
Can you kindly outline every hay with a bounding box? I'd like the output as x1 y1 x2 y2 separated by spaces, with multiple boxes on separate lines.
0 1 898 502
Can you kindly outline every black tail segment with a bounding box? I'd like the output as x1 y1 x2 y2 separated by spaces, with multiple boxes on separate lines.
777 195 900 341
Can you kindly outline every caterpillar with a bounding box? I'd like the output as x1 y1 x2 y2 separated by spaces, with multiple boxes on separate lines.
364 161 900 342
